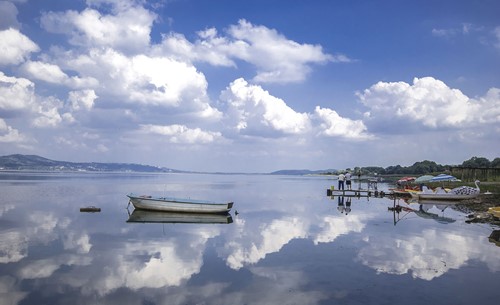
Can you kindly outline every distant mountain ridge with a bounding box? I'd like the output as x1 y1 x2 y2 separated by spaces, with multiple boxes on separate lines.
0 154 182 173
0 154 336 175
270 169 337 175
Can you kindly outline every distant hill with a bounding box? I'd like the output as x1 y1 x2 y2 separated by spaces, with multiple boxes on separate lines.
2 154 498 176
0 154 342 175
270 169 337 175
0 154 182 173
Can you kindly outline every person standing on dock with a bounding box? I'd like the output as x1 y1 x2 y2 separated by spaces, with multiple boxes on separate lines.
345 171 352 190
338 172 345 190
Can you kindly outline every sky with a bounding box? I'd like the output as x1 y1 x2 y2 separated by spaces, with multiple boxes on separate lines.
0 0 499 172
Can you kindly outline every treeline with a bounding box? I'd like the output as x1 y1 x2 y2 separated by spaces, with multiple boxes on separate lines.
326 156 500 176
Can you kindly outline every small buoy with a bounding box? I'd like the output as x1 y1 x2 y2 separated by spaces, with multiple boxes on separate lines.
80 206 101 213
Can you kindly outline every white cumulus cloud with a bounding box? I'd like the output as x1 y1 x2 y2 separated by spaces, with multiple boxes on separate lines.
227 20 335 83
0 28 39 65
155 30 239 67
0 118 27 143
32 97 63 128
68 89 97 111
156 19 339 84
221 78 311 136
0 71 35 111
314 106 373 140
40 3 156 53
21 61 69 84
57 48 221 119
20 61 98 88
140 124 222 144
357 77 500 128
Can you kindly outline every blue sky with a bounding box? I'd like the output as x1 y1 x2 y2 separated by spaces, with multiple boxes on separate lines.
0 0 499 172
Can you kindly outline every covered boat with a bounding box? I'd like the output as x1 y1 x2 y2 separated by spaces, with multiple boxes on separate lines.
410 180 480 200
127 193 233 213
390 176 419 196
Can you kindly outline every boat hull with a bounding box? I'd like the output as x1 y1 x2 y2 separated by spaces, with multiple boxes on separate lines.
390 189 419 196
127 194 233 213
411 193 478 200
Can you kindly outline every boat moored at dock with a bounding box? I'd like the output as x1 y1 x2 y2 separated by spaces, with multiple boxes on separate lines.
410 180 481 201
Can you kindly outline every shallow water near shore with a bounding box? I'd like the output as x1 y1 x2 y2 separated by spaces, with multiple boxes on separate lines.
1 172 499 304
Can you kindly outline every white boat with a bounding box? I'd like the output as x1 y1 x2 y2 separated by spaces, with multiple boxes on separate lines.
127 193 233 213
127 209 233 224
410 180 480 200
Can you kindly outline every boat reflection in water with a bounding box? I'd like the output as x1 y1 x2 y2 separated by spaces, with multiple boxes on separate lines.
389 198 460 225
127 209 233 224
413 203 456 224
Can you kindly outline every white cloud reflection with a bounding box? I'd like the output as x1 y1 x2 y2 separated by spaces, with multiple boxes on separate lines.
1 190 499 303
224 216 308 270
314 214 367 245
0 230 28 263
80 226 223 296
357 228 500 280
0 276 27 305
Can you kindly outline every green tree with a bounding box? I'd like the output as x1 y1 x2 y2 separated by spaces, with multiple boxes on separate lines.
462 157 491 168
385 165 403 175
491 158 500 168
362 166 386 175
410 160 444 174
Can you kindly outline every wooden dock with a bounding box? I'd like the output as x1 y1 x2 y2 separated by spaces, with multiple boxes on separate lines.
326 188 387 198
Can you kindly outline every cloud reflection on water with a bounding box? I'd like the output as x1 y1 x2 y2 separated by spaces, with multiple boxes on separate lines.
224 216 308 270
0 231 27 263
358 227 500 280
0 174 499 304
314 214 368 245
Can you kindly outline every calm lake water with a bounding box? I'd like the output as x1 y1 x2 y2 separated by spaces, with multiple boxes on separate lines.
0 172 499 305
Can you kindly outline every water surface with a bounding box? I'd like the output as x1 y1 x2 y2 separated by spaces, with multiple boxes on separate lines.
0 172 498 304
